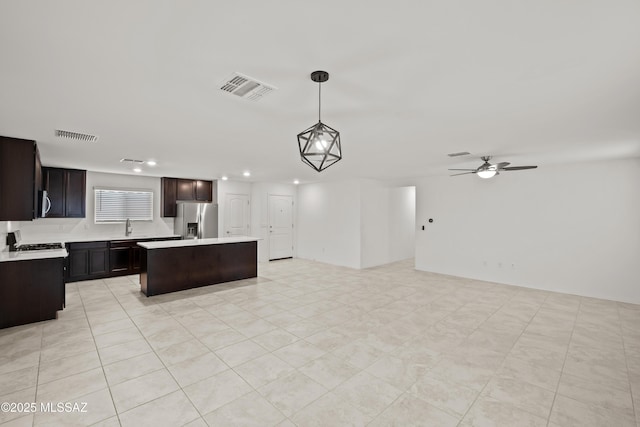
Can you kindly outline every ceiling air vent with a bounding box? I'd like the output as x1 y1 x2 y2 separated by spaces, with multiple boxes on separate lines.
120 158 145 164
55 129 99 143
219 72 276 101
447 151 471 157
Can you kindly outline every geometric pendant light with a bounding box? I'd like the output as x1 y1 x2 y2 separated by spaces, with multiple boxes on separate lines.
297 71 342 172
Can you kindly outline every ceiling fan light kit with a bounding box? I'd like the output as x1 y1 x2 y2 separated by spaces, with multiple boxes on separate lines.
297 71 342 172
476 167 498 179
449 156 537 178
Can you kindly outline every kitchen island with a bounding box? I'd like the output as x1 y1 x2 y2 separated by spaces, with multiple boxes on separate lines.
138 237 259 296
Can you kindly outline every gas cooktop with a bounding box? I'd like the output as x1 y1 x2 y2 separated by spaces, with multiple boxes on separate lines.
16 243 64 251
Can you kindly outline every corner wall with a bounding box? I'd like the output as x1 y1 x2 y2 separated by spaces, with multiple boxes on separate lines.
297 180 362 269
415 157 640 304
297 180 415 269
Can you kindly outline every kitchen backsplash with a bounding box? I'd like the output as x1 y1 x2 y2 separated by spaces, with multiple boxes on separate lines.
0 221 9 251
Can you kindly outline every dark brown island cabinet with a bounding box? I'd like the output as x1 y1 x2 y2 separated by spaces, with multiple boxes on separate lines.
0 136 42 221
0 257 65 329
139 239 258 296
42 166 86 218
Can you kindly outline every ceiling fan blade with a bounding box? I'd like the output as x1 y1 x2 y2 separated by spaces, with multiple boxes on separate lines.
448 168 476 171
450 172 476 176
495 162 510 170
502 166 538 171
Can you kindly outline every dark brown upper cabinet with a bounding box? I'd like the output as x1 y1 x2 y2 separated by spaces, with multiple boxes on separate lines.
177 179 195 200
42 167 86 218
195 180 212 201
0 136 41 221
162 177 214 217
161 177 177 217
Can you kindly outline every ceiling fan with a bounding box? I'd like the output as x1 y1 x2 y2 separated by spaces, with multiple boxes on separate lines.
449 156 537 178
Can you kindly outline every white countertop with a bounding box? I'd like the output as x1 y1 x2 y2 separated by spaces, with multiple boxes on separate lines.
0 248 68 263
138 236 260 249
18 233 181 245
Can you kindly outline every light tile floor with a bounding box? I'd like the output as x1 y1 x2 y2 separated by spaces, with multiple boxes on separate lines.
1 258 639 426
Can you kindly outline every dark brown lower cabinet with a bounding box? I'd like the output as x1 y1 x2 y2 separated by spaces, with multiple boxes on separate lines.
0 257 65 329
66 241 109 282
109 242 132 274
109 238 180 277
67 237 181 282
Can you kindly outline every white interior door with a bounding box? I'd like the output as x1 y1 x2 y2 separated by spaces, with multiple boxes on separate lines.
224 193 250 237
269 194 293 260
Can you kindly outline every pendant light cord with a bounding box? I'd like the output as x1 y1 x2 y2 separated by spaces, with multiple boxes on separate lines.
318 82 322 122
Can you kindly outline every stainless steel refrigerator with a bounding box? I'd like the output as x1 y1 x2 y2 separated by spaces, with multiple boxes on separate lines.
175 203 218 239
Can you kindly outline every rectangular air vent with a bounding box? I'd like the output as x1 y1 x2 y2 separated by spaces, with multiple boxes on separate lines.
219 72 276 101
120 158 145 164
447 151 471 157
55 129 98 143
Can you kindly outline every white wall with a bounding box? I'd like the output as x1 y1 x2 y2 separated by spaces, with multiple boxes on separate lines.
251 182 297 262
389 186 416 262
415 157 640 304
297 180 362 269
360 180 390 268
17 171 174 239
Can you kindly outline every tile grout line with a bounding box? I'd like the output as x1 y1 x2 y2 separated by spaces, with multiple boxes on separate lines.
77 278 125 427
453 289 554 426
31 319 45 427
101 275 206 425
103 274 296 425
544 297 581 427
365 277 509 425
364 283 474 426
616 303 638 426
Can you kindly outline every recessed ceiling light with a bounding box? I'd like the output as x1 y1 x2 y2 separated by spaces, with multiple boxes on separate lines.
146 160 157 166
243 171 251 177
293 180 299 185
221 176 228 181
133 167 142 173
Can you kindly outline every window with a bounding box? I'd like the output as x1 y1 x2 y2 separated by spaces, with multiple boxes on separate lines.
94 188 153 223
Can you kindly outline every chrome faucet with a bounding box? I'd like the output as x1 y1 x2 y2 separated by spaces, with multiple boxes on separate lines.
125 218 133 236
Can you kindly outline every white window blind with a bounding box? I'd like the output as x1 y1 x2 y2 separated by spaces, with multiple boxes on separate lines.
94 188 153 223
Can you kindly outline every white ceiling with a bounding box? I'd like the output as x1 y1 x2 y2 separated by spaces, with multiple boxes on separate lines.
1 1 639 184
